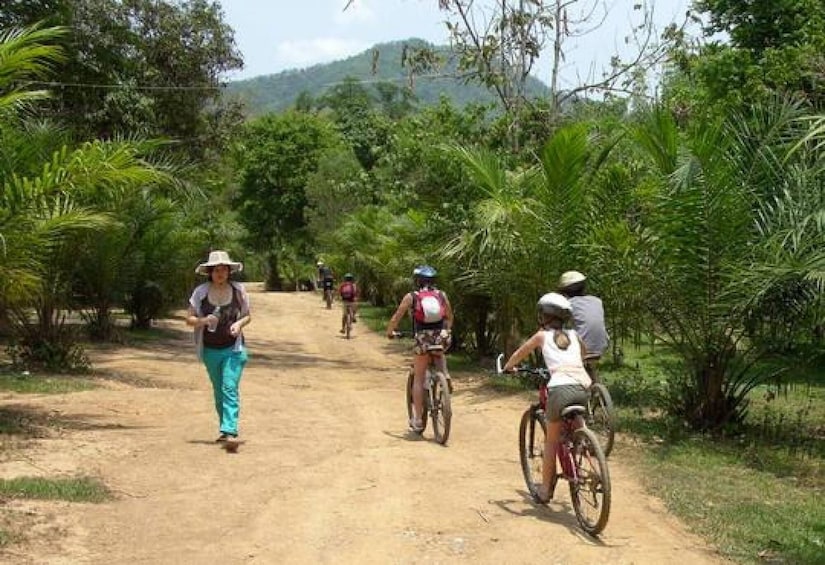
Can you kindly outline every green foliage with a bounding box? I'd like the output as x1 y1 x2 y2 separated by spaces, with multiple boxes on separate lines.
233 111 342 289
0 0 244 159
0 24 204 368
628 99 825 429
6 327 90 373
668 0 825 113
316 77 392 170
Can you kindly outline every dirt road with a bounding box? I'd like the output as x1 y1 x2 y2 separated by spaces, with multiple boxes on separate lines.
2 286 725 564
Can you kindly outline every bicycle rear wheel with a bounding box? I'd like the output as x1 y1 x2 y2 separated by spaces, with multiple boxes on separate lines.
587 383 616 457
406 369 428 433
325 290 332 309
568 427 611 536
518 406 545 500
345 308 352 339
430 371 452 445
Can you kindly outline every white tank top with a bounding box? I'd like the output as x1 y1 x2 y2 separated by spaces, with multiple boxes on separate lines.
541 329 592 388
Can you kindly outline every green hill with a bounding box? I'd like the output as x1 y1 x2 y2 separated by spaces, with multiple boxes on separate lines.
224 38 549 116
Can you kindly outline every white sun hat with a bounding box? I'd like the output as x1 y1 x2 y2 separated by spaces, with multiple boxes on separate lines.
558 270 586 289
195 250 243 275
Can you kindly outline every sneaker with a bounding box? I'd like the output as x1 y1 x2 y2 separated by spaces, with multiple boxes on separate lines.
215 434 228 443
339 329 345 334
408 418 424 433
224 435 240 452
352 317 358 323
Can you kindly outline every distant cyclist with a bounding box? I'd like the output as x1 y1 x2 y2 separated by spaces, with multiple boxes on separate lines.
558 271 608 380
338 273 359 333
317 260 335 302
386 265 454 433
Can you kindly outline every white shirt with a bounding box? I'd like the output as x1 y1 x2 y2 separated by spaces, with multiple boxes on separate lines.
541 329 592 388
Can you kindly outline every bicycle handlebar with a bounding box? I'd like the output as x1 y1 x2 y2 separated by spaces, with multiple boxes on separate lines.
495 353 550 379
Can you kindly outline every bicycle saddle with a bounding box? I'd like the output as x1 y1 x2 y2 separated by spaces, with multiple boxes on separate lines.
561 404 587 418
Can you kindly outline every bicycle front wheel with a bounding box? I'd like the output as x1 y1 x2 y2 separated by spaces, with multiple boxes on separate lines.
345 308 352 339
518 406 545 500
569 427 611 536
430 371 452 445
588 383 616 457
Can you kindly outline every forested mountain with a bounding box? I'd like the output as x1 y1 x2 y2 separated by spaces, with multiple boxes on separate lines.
224 38 549 116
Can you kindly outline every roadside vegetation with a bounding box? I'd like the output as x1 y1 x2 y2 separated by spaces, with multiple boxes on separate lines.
0 1 823 563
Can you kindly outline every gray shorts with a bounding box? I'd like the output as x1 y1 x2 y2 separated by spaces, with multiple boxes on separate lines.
545 384 589 422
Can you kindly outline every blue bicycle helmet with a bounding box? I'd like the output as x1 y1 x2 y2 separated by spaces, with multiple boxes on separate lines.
417 265 437 278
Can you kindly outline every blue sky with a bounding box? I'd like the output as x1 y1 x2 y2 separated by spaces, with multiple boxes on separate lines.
219 0 694 88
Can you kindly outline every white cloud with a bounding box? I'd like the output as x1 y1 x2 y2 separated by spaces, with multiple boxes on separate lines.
273 38 371 70
333 0 377 25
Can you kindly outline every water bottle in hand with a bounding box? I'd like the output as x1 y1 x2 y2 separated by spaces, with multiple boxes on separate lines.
207 306 221 332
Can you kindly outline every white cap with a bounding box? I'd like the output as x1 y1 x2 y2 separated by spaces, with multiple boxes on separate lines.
558 270 586 289
537 292 572 314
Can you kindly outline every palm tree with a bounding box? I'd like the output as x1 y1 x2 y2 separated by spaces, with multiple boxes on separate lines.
0 24 174 368
632 99 825 429
441 145 544 354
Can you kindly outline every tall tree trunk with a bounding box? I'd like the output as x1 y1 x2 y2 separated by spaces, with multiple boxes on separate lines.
266 253 282 291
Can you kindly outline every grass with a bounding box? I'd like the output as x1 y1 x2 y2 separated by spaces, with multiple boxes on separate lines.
638 440 824 564
0 476 111 503
598 345 825 564
0 370 95 394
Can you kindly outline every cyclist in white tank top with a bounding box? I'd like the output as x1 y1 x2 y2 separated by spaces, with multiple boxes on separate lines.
502 292 590 504
542 329 591 388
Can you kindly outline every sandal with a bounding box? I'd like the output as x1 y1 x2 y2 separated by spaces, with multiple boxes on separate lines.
215 434 228 443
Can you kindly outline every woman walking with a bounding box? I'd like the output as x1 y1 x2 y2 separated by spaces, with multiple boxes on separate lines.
186 250 252 451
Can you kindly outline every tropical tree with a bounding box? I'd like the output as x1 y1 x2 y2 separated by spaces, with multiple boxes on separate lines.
233 111 342 290
0 25 175 369
632 99 825 430
0 0 244 159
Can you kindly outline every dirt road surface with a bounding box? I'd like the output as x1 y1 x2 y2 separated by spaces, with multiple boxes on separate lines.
1 286 726 564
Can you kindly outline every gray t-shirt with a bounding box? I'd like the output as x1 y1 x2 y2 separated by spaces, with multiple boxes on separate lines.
569 295 609 357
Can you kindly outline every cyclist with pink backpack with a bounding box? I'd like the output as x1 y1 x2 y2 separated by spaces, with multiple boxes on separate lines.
338 273 359 333
386 265 454 432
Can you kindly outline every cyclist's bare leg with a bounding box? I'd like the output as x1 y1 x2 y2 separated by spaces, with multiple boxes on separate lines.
340 303 351 332
411 354 428 428
540 420 562 501
431 351 452 392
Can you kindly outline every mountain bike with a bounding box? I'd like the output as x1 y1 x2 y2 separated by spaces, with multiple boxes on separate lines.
392 331 452 445
496 354 611 536
584 354 617 457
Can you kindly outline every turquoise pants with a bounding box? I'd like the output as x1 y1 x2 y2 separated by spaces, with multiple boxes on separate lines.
201 346 248 436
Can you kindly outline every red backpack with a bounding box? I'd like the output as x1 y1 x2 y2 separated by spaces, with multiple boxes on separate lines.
413 289 446 324
340 282 356 300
